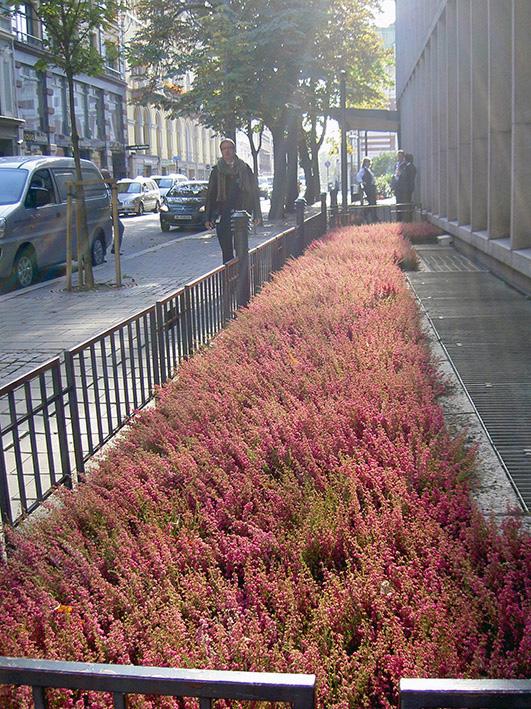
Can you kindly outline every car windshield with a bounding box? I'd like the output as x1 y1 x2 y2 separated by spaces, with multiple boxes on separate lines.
0 169 28 205
118 182 141 194
158 178 173 188
169 184 207 198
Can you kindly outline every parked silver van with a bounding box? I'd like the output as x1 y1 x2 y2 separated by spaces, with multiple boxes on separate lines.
0 156 112 289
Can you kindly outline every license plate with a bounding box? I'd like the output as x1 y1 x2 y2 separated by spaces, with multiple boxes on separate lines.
173 215 192 221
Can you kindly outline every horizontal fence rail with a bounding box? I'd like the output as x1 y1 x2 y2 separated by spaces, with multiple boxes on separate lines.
400 678 531 709
328 201 418 228
0 206 327 533
0 657 316 708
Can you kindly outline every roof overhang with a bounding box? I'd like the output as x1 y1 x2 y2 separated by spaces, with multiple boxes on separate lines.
328 108 400 132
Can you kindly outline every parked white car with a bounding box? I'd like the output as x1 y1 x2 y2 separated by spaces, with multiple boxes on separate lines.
116 177 161 216
152 174 188 197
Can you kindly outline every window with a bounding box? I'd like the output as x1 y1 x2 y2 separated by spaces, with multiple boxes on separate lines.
87 87 105 140
48 74 69 136
51 169 75 202
16 64 46 132
25 169 56 207
108 93 124 144
73 82 88 138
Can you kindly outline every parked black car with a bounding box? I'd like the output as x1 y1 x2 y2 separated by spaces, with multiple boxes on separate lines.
160 180 209 231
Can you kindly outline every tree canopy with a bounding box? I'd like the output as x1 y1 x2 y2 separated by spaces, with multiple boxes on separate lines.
128 0 391 214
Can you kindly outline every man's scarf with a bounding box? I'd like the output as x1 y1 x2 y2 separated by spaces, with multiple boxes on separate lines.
216 155 254 203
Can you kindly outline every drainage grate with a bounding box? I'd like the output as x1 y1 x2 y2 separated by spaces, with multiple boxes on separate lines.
409 266 531 512
416 247 485 273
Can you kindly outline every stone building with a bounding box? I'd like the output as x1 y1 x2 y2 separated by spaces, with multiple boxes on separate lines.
396 0 531 290
122 5 219 179
10 4 128 175
0 12 23 155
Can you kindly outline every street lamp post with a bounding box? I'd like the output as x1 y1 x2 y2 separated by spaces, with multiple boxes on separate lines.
340 71 348 215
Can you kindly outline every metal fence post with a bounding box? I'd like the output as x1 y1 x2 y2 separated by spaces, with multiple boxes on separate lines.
232 211 250 307
64 351 84 477
320 192 327 234
0 431 13 530
155 301 167 384
295 197 307 255
183 285 194 357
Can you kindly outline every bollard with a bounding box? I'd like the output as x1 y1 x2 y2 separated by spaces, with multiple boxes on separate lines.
295 197 306 256
320 192 327 234
231 210 251 307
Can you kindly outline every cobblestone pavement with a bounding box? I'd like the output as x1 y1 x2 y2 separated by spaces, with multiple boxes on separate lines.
0 213 306 386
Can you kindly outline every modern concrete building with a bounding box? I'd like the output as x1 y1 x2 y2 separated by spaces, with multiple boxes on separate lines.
361 22 398 159
396 0 531 290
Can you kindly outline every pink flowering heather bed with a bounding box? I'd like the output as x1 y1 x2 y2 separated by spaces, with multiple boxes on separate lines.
0 223 529 708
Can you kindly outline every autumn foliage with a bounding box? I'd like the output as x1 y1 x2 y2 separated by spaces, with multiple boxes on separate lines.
0 223 529 708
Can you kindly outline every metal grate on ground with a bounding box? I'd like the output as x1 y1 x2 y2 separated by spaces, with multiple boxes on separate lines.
409 248 531 512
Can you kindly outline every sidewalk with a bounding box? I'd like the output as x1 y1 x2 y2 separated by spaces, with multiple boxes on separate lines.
0 215 302 386
409 243 531 517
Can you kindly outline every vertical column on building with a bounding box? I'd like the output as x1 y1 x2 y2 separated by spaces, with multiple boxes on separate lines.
438 9 448 217
470 0 488 232
418 55 427 210
510 0 531 249
446 0 458 221
456 0 471 225
487 0 512 238
424 41 433 212
431 27 440 216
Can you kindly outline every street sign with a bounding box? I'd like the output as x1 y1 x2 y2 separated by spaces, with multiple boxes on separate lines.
325 160 331 168
126 144 149 151
172 155 181 162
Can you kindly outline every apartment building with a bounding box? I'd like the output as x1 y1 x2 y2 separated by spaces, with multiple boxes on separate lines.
10 3 128 176
0 13 23 155
396 0 531 289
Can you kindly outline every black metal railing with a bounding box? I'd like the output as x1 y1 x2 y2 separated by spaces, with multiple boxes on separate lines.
400 678 531 709
0 657 316 708
328 202 418 228
0 358 73 526
0 204 327 532
64 305 160 470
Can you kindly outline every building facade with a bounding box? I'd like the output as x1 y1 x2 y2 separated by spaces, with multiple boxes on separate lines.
10 4 128 175
396 0 531 289
0 13 23 155
362 22 398 159
123 6 219 180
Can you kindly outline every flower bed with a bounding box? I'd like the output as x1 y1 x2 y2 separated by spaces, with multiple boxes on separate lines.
0 223 529 708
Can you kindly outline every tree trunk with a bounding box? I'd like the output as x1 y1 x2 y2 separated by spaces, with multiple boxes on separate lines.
284 112 299 213
298 131 312 202
67 72 94 288
269 122 288 220
309 115 322 203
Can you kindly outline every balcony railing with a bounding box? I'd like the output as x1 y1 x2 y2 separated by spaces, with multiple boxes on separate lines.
0 657 316 708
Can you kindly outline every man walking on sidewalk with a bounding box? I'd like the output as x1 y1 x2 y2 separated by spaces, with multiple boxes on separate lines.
205 138 260 263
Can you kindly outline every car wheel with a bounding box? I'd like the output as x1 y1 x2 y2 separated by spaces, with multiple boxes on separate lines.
91 234 106 266
160 220 171 232
13 248 37 289
137 202 144 216
153 200 160 213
